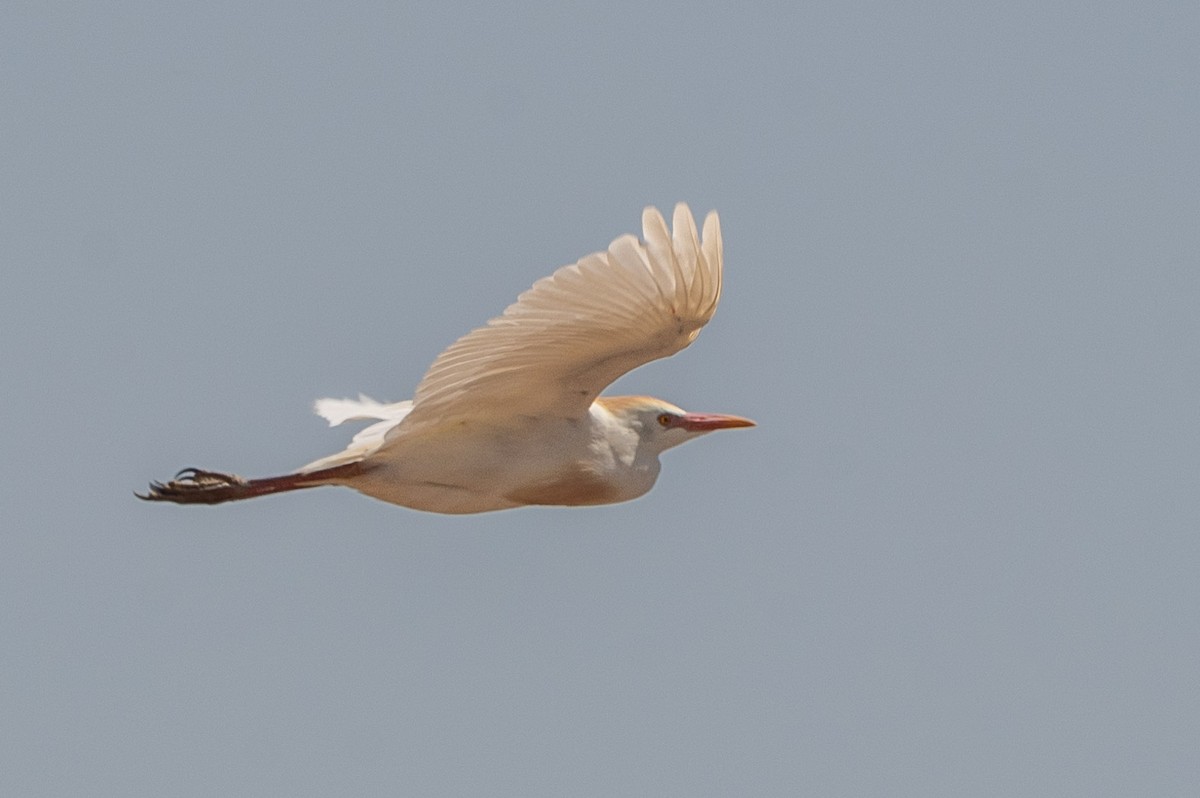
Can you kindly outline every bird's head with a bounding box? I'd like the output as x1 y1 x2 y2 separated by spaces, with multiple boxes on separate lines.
597 396 756 456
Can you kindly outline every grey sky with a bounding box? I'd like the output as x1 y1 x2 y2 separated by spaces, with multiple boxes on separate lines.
3 2 1198 795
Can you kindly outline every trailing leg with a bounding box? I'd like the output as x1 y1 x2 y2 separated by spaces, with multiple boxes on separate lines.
137 463 363 505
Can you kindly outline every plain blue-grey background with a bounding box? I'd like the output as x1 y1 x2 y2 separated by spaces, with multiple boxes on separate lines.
3 2 1198 795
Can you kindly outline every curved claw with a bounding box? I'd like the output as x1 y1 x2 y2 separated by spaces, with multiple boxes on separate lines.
172 467 240 482
137 468 248 504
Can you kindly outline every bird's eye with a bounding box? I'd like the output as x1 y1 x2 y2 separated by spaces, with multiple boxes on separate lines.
657 413 673 427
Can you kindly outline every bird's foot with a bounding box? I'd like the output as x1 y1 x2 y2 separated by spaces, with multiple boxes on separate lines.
137 468 249 504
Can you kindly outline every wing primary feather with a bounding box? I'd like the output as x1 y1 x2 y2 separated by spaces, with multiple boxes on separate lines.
701 210 723 318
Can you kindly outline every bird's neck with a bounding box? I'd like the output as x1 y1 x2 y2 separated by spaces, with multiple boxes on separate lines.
586 401 661 489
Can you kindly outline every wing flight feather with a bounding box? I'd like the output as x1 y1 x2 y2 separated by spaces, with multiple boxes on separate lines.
399 203 723 429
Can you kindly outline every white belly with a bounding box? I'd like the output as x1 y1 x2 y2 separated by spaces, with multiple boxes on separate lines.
344 415 658 514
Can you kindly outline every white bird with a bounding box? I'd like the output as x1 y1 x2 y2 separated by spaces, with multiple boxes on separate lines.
140 204 754 513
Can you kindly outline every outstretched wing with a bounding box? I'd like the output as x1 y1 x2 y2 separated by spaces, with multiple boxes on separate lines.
398 204 723 430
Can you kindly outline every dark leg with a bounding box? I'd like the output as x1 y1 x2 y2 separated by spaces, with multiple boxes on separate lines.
137 462 364 505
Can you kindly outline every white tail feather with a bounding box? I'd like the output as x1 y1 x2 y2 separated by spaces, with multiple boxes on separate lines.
301 395 415 472
313 394 411 426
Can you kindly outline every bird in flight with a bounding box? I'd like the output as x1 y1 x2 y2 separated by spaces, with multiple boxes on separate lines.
140 204 754 513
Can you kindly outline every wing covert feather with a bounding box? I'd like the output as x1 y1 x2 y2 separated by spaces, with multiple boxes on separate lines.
400 204 723 428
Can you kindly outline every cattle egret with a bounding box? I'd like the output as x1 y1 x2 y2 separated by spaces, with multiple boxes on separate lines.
140 204 754 513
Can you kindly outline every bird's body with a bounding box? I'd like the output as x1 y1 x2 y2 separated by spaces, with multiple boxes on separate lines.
312 396 669 514
141 204 753 513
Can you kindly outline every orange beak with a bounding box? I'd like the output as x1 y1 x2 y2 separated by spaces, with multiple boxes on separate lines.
675 412 757 432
